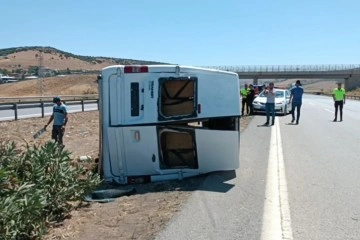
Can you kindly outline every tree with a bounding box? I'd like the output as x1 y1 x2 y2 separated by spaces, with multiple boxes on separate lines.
0 69 9 75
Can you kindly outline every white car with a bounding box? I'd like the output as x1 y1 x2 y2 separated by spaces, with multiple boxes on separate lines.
252 88 292 116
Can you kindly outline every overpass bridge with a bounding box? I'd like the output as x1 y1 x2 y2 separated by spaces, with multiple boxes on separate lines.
205 64 360 90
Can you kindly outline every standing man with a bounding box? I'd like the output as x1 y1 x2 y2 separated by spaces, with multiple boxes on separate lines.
332 82 346 122
246 84 255 115
240 84 249 116
263 82 276 126
289 80 304 124
45 96 68 148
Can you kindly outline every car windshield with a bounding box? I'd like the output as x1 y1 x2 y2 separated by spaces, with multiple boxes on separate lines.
275 91 284 98
259 90 284 98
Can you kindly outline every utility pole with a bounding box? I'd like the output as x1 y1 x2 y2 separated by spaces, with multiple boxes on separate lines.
36 51 45 96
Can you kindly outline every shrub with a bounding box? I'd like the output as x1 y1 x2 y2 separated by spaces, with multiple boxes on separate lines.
0 141 101 239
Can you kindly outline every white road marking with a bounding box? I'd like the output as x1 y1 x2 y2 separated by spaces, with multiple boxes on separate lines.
0 113 48 121
261 117 293 240
0 108 98 122
324 108 334 113
309 102 315 106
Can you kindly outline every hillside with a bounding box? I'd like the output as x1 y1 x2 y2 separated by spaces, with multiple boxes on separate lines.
0 74 98 97
276 78 339 92
278 78 360 95
0 46 166 75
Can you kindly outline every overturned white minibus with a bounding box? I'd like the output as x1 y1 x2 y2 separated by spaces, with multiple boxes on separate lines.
98 65 241 184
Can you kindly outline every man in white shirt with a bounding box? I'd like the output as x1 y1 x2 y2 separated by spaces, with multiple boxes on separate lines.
263 82 275 126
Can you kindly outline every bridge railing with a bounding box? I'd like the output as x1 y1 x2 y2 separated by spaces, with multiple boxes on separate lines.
202 64 360 73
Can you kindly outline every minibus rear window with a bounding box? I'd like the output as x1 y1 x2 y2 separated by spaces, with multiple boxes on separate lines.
130 82 139 116
158 128 198 169
158 77 197 120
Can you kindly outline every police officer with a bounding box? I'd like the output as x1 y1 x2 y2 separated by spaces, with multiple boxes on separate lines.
332 82 346 122
240 84 249 116
246 84 255 115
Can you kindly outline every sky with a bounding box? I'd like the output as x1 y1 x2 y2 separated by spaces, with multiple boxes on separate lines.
1 0 360 66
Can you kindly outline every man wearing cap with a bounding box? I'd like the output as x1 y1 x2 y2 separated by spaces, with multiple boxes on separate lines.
332 82 346 122
289 80 304 124
44 96 68 147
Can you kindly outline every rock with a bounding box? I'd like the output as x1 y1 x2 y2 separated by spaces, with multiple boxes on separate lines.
79 155 91 162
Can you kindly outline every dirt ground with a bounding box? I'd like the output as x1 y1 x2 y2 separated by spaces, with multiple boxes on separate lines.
0 111 99 160
0 110 253 240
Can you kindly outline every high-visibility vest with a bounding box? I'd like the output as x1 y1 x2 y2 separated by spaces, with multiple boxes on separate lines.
332 88 346 101
240 88 248 97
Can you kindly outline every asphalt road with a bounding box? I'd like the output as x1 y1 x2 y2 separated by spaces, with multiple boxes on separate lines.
0 103 98 121
156 94 360 240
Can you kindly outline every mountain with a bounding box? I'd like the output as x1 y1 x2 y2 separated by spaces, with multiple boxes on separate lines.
0 46 167 76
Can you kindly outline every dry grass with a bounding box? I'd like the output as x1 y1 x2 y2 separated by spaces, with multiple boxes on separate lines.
0 111 100 160
302 80 338 94
0 50 116 71
347 87 360 96
0 74 98 97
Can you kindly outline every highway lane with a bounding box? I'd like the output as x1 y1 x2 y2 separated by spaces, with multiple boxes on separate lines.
304 94 360 121
282 95 360 240
0 103 98 121
157 94 360 240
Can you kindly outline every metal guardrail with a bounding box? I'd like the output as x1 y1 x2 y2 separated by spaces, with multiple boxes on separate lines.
345 95 360 100
0 98 99 121
305 91 360 100
202 64 360 73
0 94 99 103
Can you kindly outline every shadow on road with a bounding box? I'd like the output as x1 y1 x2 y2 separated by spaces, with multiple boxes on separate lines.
196 170 237 193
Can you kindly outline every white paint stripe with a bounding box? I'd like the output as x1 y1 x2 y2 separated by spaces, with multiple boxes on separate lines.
309 102 315 106
276 118 293 240
261 117 293 240
0 113 49 121
0 109 98 122
324 108 334 113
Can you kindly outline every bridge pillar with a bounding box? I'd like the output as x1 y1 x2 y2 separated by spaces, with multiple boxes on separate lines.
344 75 360 91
